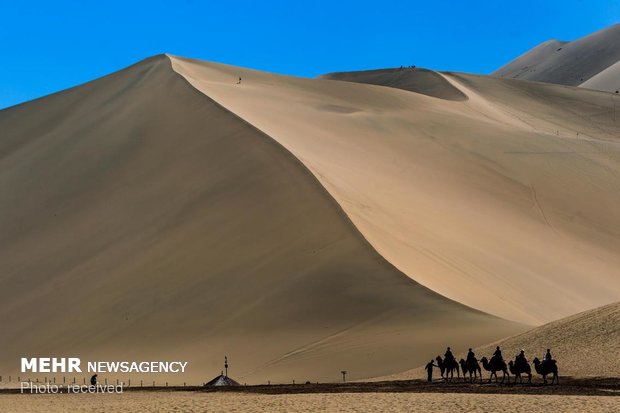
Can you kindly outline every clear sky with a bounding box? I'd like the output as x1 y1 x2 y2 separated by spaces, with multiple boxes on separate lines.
0 0 618 109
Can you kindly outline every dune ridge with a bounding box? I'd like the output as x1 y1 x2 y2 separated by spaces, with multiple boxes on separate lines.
493 24 620 92
171 55 620 325
320 68 468 101
0 55 522 385
2 51 619 385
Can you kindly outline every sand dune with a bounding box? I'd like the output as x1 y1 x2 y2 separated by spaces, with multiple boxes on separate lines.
380 301 620 380
0 56 522 385
493 24 620 92
581 60 620 93
172 56 620 325
321 68 468 101
474 301 620 378
2 51 619 386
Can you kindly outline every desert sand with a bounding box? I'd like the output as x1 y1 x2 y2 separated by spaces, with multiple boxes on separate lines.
172 55 620 325
1 392 619 413
1 49 619 388
378 301 620 380
322 67 468 101
582 60 620 93
473 301 620 378
0 55 522 386
493 24 620 92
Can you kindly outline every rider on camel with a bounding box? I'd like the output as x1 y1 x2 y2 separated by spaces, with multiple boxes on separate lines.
466 348 476 362
515 349 527 368
492 346 503 363
444 347 455 363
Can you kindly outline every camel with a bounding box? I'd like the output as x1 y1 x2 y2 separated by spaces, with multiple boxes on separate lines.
508 360 532 384
533 357 559 384
480 356 509 383
436 356 460 382
459 358 482 383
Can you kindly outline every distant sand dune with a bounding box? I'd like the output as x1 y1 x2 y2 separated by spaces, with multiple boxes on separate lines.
321 68 468 101
493 24 620 93
582 61 620 93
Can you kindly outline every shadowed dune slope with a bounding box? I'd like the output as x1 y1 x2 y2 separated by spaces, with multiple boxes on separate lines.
493 24 620 92
172 56 620 326
321 68 468 101
380 302 620 380
0 55 522 384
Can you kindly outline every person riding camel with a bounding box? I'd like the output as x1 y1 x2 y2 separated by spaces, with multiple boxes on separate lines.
515 349 527 368
543 348 553 365
466 348 476 362
444 347 455 363
492 346 503 364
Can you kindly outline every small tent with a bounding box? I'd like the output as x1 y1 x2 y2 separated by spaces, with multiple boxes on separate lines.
205 372 241 387
205 356 241 387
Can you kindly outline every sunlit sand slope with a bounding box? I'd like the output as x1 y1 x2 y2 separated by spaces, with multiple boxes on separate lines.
382 302 620 380
581 60 620 93
475 301 620 377
0 55 522 385
172 55 620 325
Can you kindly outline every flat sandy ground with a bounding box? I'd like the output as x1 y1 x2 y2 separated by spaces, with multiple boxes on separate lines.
1 392 619 413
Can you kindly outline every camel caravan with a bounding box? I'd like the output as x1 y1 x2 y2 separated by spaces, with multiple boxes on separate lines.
425 346 559 385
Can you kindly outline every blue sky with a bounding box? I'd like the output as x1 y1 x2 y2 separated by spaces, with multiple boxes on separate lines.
0 0 618 109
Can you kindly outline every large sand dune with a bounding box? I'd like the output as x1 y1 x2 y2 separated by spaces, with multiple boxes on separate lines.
493 24 620 92
2 52 619 386
172 56 620 325
0 56 522 385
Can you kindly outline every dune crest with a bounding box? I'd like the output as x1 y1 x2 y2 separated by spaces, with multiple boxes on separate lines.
493 24 620 92
0 55 522 384
171 55 620 325
320 68 468 101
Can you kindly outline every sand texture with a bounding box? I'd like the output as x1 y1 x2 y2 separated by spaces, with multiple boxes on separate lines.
379 302 620 380
473 301 620 378
1 392 618 413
